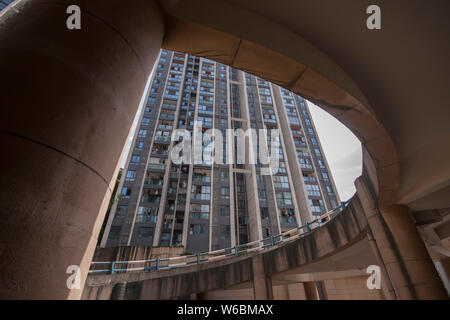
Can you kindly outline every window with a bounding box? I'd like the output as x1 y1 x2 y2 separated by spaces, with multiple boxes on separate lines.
309 199 325 213
279 208 296 223
318 159 325 168
259 190 267 201
138 227 153 238
121 187 131 198
193 170 211 182
136 141 144 150
239 216 248 225
148 97 156 105
220 206 230 217
191 185 211 200
256 175 264 183
131 155 140 165
125 170 136 181
314 148 321 156
142 117 150 125
190 204 210 220
238 200 246 209
115 205 127 218
236 186 245 194
330 199 337 208
221 187 230 199
278 161 286 173
220 170 229 181
273 175 289 189
189 224 205 235
263 227 271 238
260 208 269 220
137 207 157 223
138 129 147 137
322 172 329 181
305 184 321 197
276 191 292 206
108 226 121 240
297 150 310 157
220 225 230 238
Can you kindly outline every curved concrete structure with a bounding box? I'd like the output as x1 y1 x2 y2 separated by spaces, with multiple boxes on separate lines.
0 0 449 299
159 0 450 211
83 195 370 299
0 0 164 299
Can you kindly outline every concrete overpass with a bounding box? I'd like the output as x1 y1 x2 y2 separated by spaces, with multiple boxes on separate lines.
0 0 449 299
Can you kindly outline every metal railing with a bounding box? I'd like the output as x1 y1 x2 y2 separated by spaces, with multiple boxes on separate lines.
89 201 349 275
0 0 28 25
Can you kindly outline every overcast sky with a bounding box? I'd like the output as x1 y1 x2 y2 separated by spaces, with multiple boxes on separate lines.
120 75 362 202
308 102 362 201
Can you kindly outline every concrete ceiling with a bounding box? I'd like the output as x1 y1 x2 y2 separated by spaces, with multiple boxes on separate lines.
159 0 450 212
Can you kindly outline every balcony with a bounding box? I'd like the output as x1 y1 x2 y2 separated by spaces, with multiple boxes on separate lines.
158 124 173 130
148 163 166 171
141 195 160 205
162 104 176 111
159 113 175 121
144 179 163 188
300 163 314 171
294 140 307 147
154 136 171 144
191 193 211 201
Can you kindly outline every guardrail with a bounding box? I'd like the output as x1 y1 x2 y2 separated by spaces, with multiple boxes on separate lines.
89 201 349 275
0 0 29 25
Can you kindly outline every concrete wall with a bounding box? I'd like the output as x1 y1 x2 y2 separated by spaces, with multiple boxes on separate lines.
205 276 384 300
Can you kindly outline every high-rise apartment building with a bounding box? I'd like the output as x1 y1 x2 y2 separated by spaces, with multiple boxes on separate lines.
101 50 340 253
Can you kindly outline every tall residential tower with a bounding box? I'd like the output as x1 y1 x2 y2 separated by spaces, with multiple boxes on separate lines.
101 50 340 253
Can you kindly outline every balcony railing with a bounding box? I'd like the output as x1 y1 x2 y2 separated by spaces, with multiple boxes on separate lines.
148 164 166 171
154 136 171 143
191 193 211 201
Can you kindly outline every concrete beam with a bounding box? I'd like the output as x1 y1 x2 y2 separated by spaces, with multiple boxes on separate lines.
272 269 368 284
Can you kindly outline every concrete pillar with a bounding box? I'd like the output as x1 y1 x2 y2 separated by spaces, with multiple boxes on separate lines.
355 177 448 299
110 282 127 300
282 285 290 300
303 282 319 300
252 255 273 300
367 229 398 299
316 281 328 300
0 0 164 299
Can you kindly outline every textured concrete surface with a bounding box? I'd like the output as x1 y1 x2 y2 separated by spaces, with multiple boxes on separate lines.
83 196 368 299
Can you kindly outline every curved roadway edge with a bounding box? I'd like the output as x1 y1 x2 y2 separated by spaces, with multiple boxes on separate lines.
83 195 368 299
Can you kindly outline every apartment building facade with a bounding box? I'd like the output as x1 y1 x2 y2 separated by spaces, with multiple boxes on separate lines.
101 50 340 253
